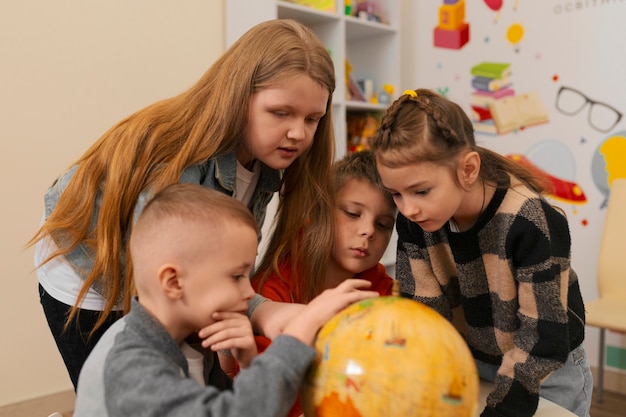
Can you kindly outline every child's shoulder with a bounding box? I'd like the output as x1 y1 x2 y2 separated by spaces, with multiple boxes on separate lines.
252 262 297 303
85 317 128 369
501 177 546 214
358 263 395 296
501 177 570 230
74 317 128 414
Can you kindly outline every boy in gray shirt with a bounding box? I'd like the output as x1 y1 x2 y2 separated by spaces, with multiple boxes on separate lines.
74 184 377 417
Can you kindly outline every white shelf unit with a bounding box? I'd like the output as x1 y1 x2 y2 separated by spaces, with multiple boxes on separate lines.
226 0 401 158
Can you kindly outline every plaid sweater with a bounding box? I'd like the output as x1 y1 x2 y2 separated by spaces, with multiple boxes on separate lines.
395 178 585 417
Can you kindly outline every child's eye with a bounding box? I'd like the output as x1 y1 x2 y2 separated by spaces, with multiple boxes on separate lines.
306 116 322 124
232 273 248 281
274 111 288 117
378 221 395 231
415 189 429 196
343 210 359 218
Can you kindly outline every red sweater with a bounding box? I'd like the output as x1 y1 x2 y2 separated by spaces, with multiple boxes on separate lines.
253 262 394 302
250 262 394 417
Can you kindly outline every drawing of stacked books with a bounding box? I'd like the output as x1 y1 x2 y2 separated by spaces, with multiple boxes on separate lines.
470 61 549 135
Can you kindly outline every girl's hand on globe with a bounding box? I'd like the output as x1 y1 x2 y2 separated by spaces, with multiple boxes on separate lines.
282 279 379 345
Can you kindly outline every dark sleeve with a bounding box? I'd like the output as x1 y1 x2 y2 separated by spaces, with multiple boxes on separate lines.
484 200 575 417
395 213 455 320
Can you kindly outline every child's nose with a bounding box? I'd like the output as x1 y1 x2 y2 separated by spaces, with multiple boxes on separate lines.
401 200 421 219
359 222 375 239
287 119 306 141
241 279 255 301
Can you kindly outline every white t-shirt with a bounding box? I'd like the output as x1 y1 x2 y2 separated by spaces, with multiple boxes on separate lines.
235 160 260 206
35 215 123 311
180 342 206 386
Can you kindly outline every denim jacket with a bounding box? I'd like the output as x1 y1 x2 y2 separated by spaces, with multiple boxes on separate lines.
44 152 281 296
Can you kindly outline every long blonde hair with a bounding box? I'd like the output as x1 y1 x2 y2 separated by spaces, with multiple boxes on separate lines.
29 19 336 334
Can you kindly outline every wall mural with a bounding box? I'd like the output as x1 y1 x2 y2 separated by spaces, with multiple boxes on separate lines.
424 0 626 218
409 0 626 371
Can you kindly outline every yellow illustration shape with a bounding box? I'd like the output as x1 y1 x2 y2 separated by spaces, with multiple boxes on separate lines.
506 23 524 44
599 134 626 185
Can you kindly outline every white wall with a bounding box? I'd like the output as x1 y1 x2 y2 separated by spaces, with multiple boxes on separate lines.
0 0 224 406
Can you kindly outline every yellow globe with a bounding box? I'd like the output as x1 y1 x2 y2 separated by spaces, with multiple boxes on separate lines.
301 296 479 417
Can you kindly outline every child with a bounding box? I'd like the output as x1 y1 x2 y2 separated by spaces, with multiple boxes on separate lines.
249 150 397 417
255 149 397 302
370 88 592 417
28 18 337 388
72 184 378 417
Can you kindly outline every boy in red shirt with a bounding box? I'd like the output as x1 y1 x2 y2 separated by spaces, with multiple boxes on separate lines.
250 150 397 417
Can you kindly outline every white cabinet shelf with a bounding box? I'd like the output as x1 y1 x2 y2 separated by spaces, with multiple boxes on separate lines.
226 0 401 158
277 1 340 23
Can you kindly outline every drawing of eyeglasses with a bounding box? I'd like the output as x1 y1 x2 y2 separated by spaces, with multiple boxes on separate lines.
555 86 623 133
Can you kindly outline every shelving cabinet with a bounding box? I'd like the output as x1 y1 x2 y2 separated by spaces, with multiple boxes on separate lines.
226 0 401 158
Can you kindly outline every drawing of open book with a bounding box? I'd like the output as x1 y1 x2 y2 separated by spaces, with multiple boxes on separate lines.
489 92 549 134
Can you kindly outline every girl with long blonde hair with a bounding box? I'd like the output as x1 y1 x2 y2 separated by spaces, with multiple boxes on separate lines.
29 19 337 389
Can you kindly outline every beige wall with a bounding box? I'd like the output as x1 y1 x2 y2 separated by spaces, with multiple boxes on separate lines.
0 0 224 406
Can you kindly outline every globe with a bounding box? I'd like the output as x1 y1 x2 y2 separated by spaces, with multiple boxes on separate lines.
301 296 479 417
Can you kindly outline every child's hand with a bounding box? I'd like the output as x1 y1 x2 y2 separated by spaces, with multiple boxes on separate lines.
198 311 258 369
283 279 379 345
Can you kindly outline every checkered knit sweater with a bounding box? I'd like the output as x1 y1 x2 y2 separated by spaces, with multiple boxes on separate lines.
395 178 585 417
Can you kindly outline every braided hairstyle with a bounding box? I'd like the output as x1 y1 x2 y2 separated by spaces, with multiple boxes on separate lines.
370 88 548 192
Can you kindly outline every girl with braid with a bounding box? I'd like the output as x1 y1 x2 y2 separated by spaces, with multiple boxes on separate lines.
370 88 591 417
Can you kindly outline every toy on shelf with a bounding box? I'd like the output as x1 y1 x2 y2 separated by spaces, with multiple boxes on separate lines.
284 0 336 13
352 1 384 23
357 79 375 102
347 112 381 153
370 83 395 105
345 59 366 101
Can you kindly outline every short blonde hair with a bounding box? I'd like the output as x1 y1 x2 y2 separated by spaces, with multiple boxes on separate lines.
332 150 394 210
130 184 257 285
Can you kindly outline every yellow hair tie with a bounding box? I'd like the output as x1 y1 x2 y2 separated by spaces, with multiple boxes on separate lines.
403 89 417 98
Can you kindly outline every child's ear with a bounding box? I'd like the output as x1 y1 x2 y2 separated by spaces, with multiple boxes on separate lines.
158 264 183 299
458 151 481 190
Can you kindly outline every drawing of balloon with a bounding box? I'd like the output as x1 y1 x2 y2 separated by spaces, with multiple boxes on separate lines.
484 0 503 11
591 132 626 208
484 0 504 22
507 23 524 51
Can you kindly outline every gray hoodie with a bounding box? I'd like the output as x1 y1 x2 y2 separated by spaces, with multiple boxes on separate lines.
74 298 314 417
